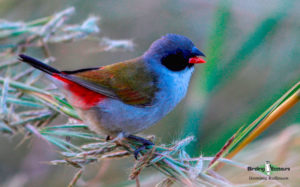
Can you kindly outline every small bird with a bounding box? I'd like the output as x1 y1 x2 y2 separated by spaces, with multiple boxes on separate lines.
19 34 206 157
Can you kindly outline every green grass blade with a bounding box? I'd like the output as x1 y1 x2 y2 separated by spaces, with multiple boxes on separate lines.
42 134 73 152
28 91 80 119
40 130 101 140
0 77 9 115
0 121 13 133
0 77 50 94
182 0 232 155
42 134 83 152
43 124 88 130
211 0 294 92
11 112 52 126
208 81 300 170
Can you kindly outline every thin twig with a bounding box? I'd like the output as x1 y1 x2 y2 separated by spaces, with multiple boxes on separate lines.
68 169 83 187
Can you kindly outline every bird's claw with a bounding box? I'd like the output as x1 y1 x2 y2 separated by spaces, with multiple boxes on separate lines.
127 134 154 159
134 145 146 159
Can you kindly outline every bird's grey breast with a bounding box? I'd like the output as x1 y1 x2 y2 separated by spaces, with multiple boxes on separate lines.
84 60 194 135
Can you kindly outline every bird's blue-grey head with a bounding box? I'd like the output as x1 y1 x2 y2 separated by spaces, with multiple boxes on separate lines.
143 34 205 72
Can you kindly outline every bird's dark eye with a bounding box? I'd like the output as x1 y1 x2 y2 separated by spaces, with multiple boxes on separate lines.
161 51 192 71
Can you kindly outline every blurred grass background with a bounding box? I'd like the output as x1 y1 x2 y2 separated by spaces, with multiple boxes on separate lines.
0 0 299 186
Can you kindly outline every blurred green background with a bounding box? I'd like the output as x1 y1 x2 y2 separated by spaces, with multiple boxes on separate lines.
0 0 299 186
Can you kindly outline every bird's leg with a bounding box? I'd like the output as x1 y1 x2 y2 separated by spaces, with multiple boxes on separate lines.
109 133 125 143
127 134 154 159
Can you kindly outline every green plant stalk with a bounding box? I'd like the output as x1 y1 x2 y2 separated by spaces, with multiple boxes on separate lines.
212 0 294 92
224 81 300 157
226 89 299 160
0 77 50 94
208 81 299 170
182 0 294 156
27 91 80 119
182 0 232 155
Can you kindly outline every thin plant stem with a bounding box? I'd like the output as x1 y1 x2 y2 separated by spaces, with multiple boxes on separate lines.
226 90 299 160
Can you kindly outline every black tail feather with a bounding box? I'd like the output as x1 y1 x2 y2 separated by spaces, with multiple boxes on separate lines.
18 54 61 75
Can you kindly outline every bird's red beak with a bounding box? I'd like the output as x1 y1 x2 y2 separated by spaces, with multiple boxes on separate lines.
188 57 206 64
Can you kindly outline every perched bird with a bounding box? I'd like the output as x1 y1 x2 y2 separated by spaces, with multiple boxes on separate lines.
19 34 206 157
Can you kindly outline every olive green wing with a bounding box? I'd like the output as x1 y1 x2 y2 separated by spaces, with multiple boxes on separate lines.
62 58 159 106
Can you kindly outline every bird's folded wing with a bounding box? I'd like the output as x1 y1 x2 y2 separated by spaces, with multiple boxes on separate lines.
62 58 159 106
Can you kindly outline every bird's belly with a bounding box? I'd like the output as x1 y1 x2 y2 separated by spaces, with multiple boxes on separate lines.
84 101 166 135
76 92 181 135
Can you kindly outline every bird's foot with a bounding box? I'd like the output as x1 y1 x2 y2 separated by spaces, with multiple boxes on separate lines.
127 134 154 159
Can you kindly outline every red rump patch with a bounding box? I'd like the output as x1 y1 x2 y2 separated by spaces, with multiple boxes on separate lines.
53 74 106 109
